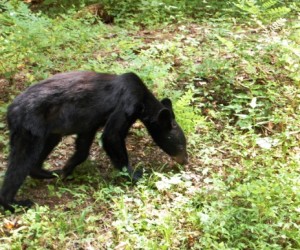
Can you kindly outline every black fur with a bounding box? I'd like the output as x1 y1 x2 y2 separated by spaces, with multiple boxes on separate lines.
0 71 187 212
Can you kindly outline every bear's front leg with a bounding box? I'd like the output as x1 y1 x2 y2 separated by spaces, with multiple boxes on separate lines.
101 110 142 181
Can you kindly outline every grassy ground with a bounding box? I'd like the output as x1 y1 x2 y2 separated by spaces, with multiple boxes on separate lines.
0 1 300 249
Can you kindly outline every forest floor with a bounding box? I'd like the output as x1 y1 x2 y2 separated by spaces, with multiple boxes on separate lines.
0 1 300 249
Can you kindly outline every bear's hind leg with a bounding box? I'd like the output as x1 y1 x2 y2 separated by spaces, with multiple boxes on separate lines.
0 130 44 212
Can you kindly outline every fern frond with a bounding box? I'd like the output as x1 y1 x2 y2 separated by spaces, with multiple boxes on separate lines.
234 1 260 15
265 7 291 20
268 18 287 31
234 0 291 24
262 0 277 10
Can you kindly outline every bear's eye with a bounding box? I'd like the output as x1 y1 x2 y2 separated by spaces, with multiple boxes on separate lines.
171 121 177 128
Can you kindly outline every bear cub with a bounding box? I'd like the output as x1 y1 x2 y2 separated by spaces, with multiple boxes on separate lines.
0 71 187 212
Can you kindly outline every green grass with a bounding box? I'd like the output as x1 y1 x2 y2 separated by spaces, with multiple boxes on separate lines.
0 1 300 249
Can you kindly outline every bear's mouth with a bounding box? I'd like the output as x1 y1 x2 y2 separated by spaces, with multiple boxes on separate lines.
172 152 188 165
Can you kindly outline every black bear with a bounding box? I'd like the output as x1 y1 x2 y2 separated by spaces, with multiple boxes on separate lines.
0 71 187 212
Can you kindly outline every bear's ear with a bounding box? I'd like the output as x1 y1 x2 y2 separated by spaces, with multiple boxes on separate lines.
157 108 172 130
161 98 173 110
161 98 175 118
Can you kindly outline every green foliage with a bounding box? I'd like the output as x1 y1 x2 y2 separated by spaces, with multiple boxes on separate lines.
234 0 291 23
174 89 208 134
0 105 8 148
191 167 300 248
0 1 103 78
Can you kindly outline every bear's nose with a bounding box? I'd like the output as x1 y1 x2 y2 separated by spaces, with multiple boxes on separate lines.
172 152 188 165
